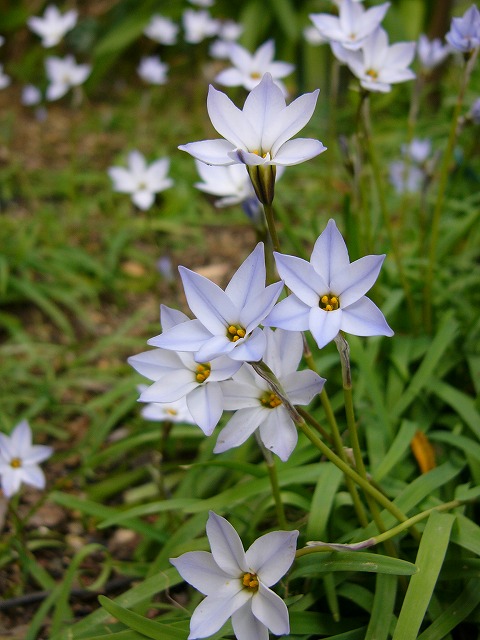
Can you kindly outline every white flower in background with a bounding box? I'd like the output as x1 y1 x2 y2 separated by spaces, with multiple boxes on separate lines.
130 306 240 436
179 73 326 167
0 64 10 89
0 420 52 498
216 329 325 460
27 4 78 48
137 56 168 85
183 9 219 44
45 55 91 100
389 161 425 194
215 40 294 94
446 4 480 53
137 385 196 425
338 28 416 92
265 219 393 349
303 26 327 46
417 35 451 70
144 14 179 45
22 84 42 105
150 243 283 363
194 161 256 207
171 511 298 640
310 0 390 51
209 20 244 59
188 0 214 6
108 150 173 210
402 138 431 164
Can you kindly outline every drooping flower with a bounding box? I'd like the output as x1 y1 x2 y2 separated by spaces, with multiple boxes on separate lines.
0 420 52 498
144 14 179 45
150 243 283 363
179 72 326 168
129 306 240 435
137 56 169 85
265 219 393 349
310 0 390 51
417 35 451 71
446 5 480 53
45 55 91 101
137 385 196 425
215 39 294 94
337 27 416 92
216 329 325 461
108 150 173 210
183 9 219 44
171 511 298 640
27 4 78 48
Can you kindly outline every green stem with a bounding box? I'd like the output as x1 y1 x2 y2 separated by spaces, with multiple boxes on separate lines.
361 92 417 330
263 202 281 253
295 499 462 558
424 47 479 332
255 433 287 529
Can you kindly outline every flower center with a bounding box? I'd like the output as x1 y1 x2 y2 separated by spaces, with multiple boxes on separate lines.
227 325 246 342
250 71 261 80
259 390 282 409
319 294 340 312
242 572 259 592
195 362 211 383
10 457 22 469
366 68 379 79
166 408 178 416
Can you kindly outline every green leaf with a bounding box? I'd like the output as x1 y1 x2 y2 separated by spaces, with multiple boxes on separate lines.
372 420 418 481
392 512 455 640
291 552 417 579
365 573 397 640
98 596 188 640
427 379 480 440
306 463 343 541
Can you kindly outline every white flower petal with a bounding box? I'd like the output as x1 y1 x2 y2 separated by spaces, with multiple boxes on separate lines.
108 167 137 193
132 190 154 210
243 73 286 143
1 470 23 498
282 369 325 405
187 383 224 435
206 511 248 575
170 551 236 596
273 138 327 166
259 409 297 461
160 305 190 331
128 349 183 381
195 335 235 362
251 582 290 635
139 372 198 403
331 254 385 306
215 68 246 87
179 139 236 165
12 419 32 451
189 590 250 639
264 328 303 377
228 327 266 362
207 84 256 150
214 407 265 453
274 253 324 306
264 294 311 331
246 530 298 586
225 243 265 309
149 319 213 351
208 356 242 382
265 89 320 155
310 219 351 284
23 445 53 466
20 465 46 490
221 380 262 410
309 306 343 349
340 296 394 337
232 602 269 640
240 281 284 333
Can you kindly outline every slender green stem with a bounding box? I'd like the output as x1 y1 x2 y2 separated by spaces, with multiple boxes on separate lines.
295 499 462 558
424 47 479 332
255 433 287 529
361 93 417 330
263 202 281 253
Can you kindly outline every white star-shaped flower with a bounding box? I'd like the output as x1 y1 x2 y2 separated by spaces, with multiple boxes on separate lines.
137 56 168 85
310 0 390 51
265 219 393 349
27 4 77 48
215 39 294 94
0 420 52 498
108 150 173 210
417 35 451 71
216 329 325 461
144 14 179 45
171 511 298 640
45 55 91 101
179 72 326 167
183 9 219 44
150 243 283 363
338 27 416 93
136 385 196 425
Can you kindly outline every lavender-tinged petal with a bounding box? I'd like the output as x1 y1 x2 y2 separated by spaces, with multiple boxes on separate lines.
188 590 251 639
340 296 394 337
225 243 266 309
263 328 303 377
221 381 261 410
309 306 343 349
195 335 235 362
240 281 284 332
1 471 23 498
209 356 242 382
331 254 385 307
258 409 297 462
170 551 237 596
263 295 310 331
107 167 137 192
139 371 198 403
178 139 236 165
273 138 327 166
22 445 53 466
207 84 257 150
129 349 183 381
310 219 350 284
265 90 320 156
232 603 269 640
251 583 290 635
228 327 266 362
214 407 265 453
228 148 266 166
246 529 298 586
242 73 286 141
187 383 224 435
206 511 248 574
160 304 190 331
282 369 325 405
274 253 324 306
149 319 212 351
19 465 46 490
12 420 32 451
215 68 246 87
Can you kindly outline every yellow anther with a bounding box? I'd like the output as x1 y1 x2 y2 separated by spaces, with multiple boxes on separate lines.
227 324 247 342
10 457 22 469
325 304 333 311
330 296 338 306
195 363 211 384
260 391 282 409
250 72 261 80
242 572 259 591
321 295 329 305
166 408 178 416
366 68 378 79
228 326 237 335
320 293 340 311
236 328 246 338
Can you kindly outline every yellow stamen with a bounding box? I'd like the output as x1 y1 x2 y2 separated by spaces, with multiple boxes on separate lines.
10 458 22 469
366 68 378 79
242 572 259 591
319 293 340 311
250 72 261 80
166 408 178 416
227 324 247 342
195 362 211 383
260 391 282 409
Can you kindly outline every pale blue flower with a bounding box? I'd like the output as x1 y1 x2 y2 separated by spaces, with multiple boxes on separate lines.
150 244 283 363
216 329 325 460
417 35 451 70
446 5 480 53
265 219 393 349
171 511 298 640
